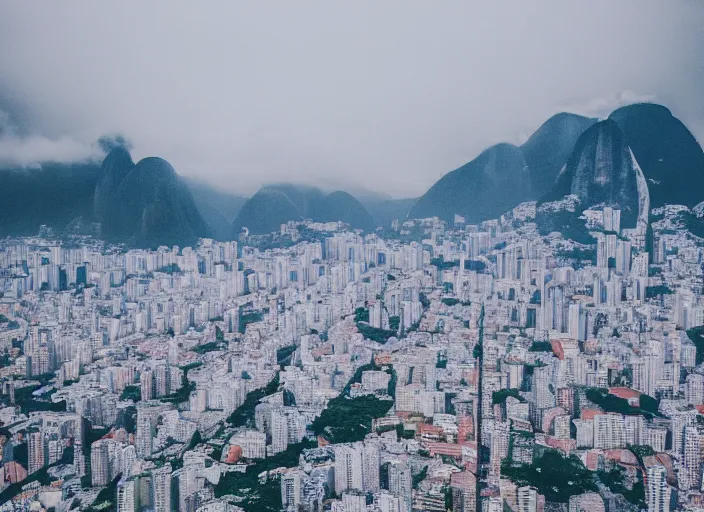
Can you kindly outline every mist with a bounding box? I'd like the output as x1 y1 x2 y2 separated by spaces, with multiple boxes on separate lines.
0 1 702 197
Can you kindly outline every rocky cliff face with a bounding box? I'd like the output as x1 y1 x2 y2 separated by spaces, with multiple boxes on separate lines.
521 112 597 194
542 120 642 227
93 145 135 226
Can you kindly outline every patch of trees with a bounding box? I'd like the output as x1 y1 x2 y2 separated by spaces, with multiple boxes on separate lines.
119 385 141 402
156 263 182 274
311 394 393 444
239 311 264 333
597 467 645 508
354 307 369 323
356 322 397 344
492 388 526 405
646 285 673 298
528 341 552 352
13 384 67 415
227 374 280 426
686 326 704 365
193 341 225 354
276 344 297 367
215 438 316 512
430 256 459 270
501 449 597 503
585 388 662 419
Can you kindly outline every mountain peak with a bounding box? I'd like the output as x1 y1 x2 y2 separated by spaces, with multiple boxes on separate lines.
94 152 208 247
609 102 672 120
521 112 597 194
609 102 704 208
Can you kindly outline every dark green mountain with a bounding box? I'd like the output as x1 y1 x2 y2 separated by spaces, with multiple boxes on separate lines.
609 103 704 208
94 149 208 247
540 119 641 226
408 113 595 224
408 143 533 223
184 179 248 241
521 112 597 194
0 162 100 237
318 191 375 231
232 184 374 235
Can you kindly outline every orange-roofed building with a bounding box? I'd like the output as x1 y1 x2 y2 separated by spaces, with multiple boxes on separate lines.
604 449 638 466
225 445 243 464
583 449 603 471
4 461 27 483
556 387 574 412
584 338 599 354
580 409 602 421
374 354 392 366
545 436 576 455
609 387 641 406
541 407 567 434
457 416 474 444
426 442 463 458
417 423 444 443
550 340 565 360
451 470 476 490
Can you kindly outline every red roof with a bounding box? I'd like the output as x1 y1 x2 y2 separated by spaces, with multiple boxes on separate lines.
580 408 601 420
608 387 641 400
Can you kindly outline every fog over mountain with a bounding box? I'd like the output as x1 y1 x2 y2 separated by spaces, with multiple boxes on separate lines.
1 1 703 197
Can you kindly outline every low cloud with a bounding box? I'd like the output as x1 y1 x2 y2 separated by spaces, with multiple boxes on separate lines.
0 2 702 196
0 105 99 166
0 133 101 167
557 90 658 119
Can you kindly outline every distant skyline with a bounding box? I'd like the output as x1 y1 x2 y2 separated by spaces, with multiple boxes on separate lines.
1 1 703 198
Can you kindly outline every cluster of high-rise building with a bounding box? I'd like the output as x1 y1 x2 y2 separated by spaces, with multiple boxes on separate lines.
0 199 703 511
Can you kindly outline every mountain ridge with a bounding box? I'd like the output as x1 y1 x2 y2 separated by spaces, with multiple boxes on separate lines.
408 112 597 223
232 184 375 235
409 102 704 225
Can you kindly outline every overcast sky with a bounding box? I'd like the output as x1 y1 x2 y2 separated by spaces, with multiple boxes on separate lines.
1 1 703 198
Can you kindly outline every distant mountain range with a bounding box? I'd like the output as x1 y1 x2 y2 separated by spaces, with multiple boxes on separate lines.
183 179 248 241
0 145 211 248
1 101 702 246
408 113 598 222
410 103 704 224
232 184 375 236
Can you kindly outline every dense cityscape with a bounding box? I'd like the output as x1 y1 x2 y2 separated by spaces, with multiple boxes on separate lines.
1 4 704 512
0 196 702 512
